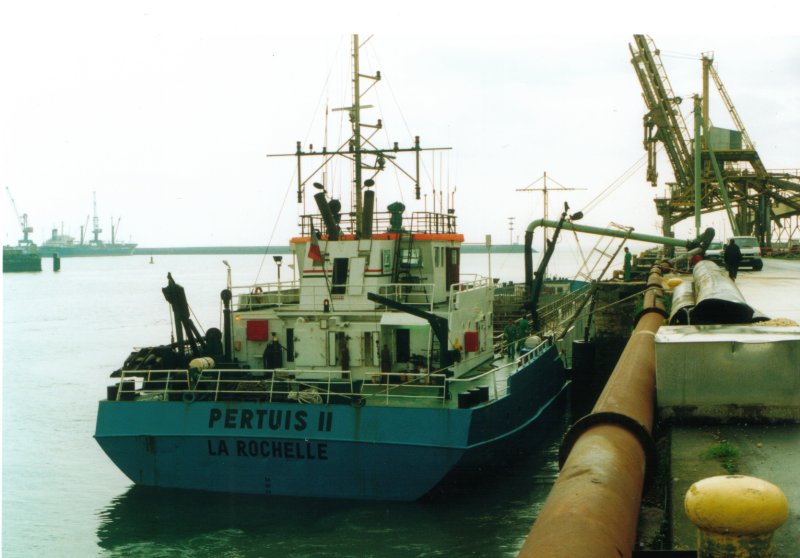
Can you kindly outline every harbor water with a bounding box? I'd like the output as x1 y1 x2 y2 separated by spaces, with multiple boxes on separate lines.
2 251 585 557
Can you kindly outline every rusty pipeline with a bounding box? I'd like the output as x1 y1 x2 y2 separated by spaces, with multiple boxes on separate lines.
517 264 668 558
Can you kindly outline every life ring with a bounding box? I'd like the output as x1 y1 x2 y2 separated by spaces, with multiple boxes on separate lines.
182 391 196 403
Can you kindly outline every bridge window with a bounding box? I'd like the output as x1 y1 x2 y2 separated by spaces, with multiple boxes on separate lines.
400 248 422 268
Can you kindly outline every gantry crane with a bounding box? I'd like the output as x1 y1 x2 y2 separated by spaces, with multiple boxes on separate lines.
629 35 800 246
5 187 34 246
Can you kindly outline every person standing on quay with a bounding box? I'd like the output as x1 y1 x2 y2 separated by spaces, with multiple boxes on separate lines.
623 246 632 281
724 238 743 280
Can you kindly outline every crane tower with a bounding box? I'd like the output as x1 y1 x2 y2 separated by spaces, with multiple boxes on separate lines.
629 35 800 246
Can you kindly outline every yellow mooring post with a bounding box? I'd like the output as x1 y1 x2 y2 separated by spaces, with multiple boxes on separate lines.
684 475 789 558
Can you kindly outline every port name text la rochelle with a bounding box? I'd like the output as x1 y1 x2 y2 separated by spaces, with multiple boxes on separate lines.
207 439 329 460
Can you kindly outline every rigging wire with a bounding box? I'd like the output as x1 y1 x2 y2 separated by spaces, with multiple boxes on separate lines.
578 146 662 216
363 47 406 204
368 45 438 199
189 304 205 334
253 38 347 285
254 168 297 284
557 144 663 278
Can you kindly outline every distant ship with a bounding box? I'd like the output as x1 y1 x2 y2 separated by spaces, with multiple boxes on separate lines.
41 192 137 257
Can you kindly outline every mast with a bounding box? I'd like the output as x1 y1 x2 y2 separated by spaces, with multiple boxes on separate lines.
352 34 364 236
267 35 451 237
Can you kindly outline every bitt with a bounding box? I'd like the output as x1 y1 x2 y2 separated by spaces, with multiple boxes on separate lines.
684 475 789 557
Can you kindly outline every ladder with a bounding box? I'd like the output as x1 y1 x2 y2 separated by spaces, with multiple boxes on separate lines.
573 222 634 284
391 231 414 283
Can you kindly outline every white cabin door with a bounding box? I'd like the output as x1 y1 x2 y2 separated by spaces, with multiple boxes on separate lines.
348 257 365 295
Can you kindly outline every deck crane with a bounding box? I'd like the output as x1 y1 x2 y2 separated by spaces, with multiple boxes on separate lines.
111 216 122 244
629 35 694 196
629 35 800 247
80 215 90 245
5 187 34 246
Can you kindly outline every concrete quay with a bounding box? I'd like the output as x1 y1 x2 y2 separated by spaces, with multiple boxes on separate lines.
736 258 800 325
659 258 800 556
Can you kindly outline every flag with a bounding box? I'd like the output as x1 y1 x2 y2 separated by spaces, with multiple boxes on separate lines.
308 229 323 262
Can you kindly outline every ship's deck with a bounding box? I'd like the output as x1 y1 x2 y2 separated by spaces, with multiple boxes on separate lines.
114 344 548 411
358 353 519 408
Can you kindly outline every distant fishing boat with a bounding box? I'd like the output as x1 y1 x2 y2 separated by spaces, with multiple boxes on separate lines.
94 35 591 500
41 192 136 257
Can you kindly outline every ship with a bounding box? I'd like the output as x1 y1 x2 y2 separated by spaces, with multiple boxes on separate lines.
3 243 41 273
3 188 42 273
94 36 591 500
41 192 136 257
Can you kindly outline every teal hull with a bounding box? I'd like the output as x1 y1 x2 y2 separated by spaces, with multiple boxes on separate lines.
95 346 568 501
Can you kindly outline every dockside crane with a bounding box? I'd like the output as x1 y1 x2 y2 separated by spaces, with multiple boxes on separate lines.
701 53 800 243
91 191 103 245
5 187 34 246
629 35 800 246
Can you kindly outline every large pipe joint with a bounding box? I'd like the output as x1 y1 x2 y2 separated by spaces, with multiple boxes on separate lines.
637 287 668 325
559 411 658 486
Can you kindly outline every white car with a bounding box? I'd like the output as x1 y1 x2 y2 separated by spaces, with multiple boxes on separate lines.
705 241 723 264
720 236 764 271
727 236 764 271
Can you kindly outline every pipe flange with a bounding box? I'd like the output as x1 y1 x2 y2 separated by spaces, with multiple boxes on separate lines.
559 411 658 487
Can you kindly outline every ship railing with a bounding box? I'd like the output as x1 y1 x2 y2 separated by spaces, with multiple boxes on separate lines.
233 280 301 310
298 210 457 236
493 282 527 305
448 337 551 401
113 367 450 406
375 282 435 309
536 283 591 334
447 276 492 312
360 371 450 405
408 211 458 234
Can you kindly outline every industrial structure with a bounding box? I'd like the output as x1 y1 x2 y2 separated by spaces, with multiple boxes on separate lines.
5 186 35 248
629 35 800 247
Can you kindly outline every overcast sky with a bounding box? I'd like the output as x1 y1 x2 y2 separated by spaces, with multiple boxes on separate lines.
2 2 798 249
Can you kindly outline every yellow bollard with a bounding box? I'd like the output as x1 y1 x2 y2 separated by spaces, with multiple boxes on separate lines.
684 475 789 558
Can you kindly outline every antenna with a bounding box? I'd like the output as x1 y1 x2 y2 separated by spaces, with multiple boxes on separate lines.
266 35 450 238
516 172 586 252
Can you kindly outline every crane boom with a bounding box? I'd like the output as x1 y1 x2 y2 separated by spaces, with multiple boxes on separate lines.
5 187 34 245
629 35 694 190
